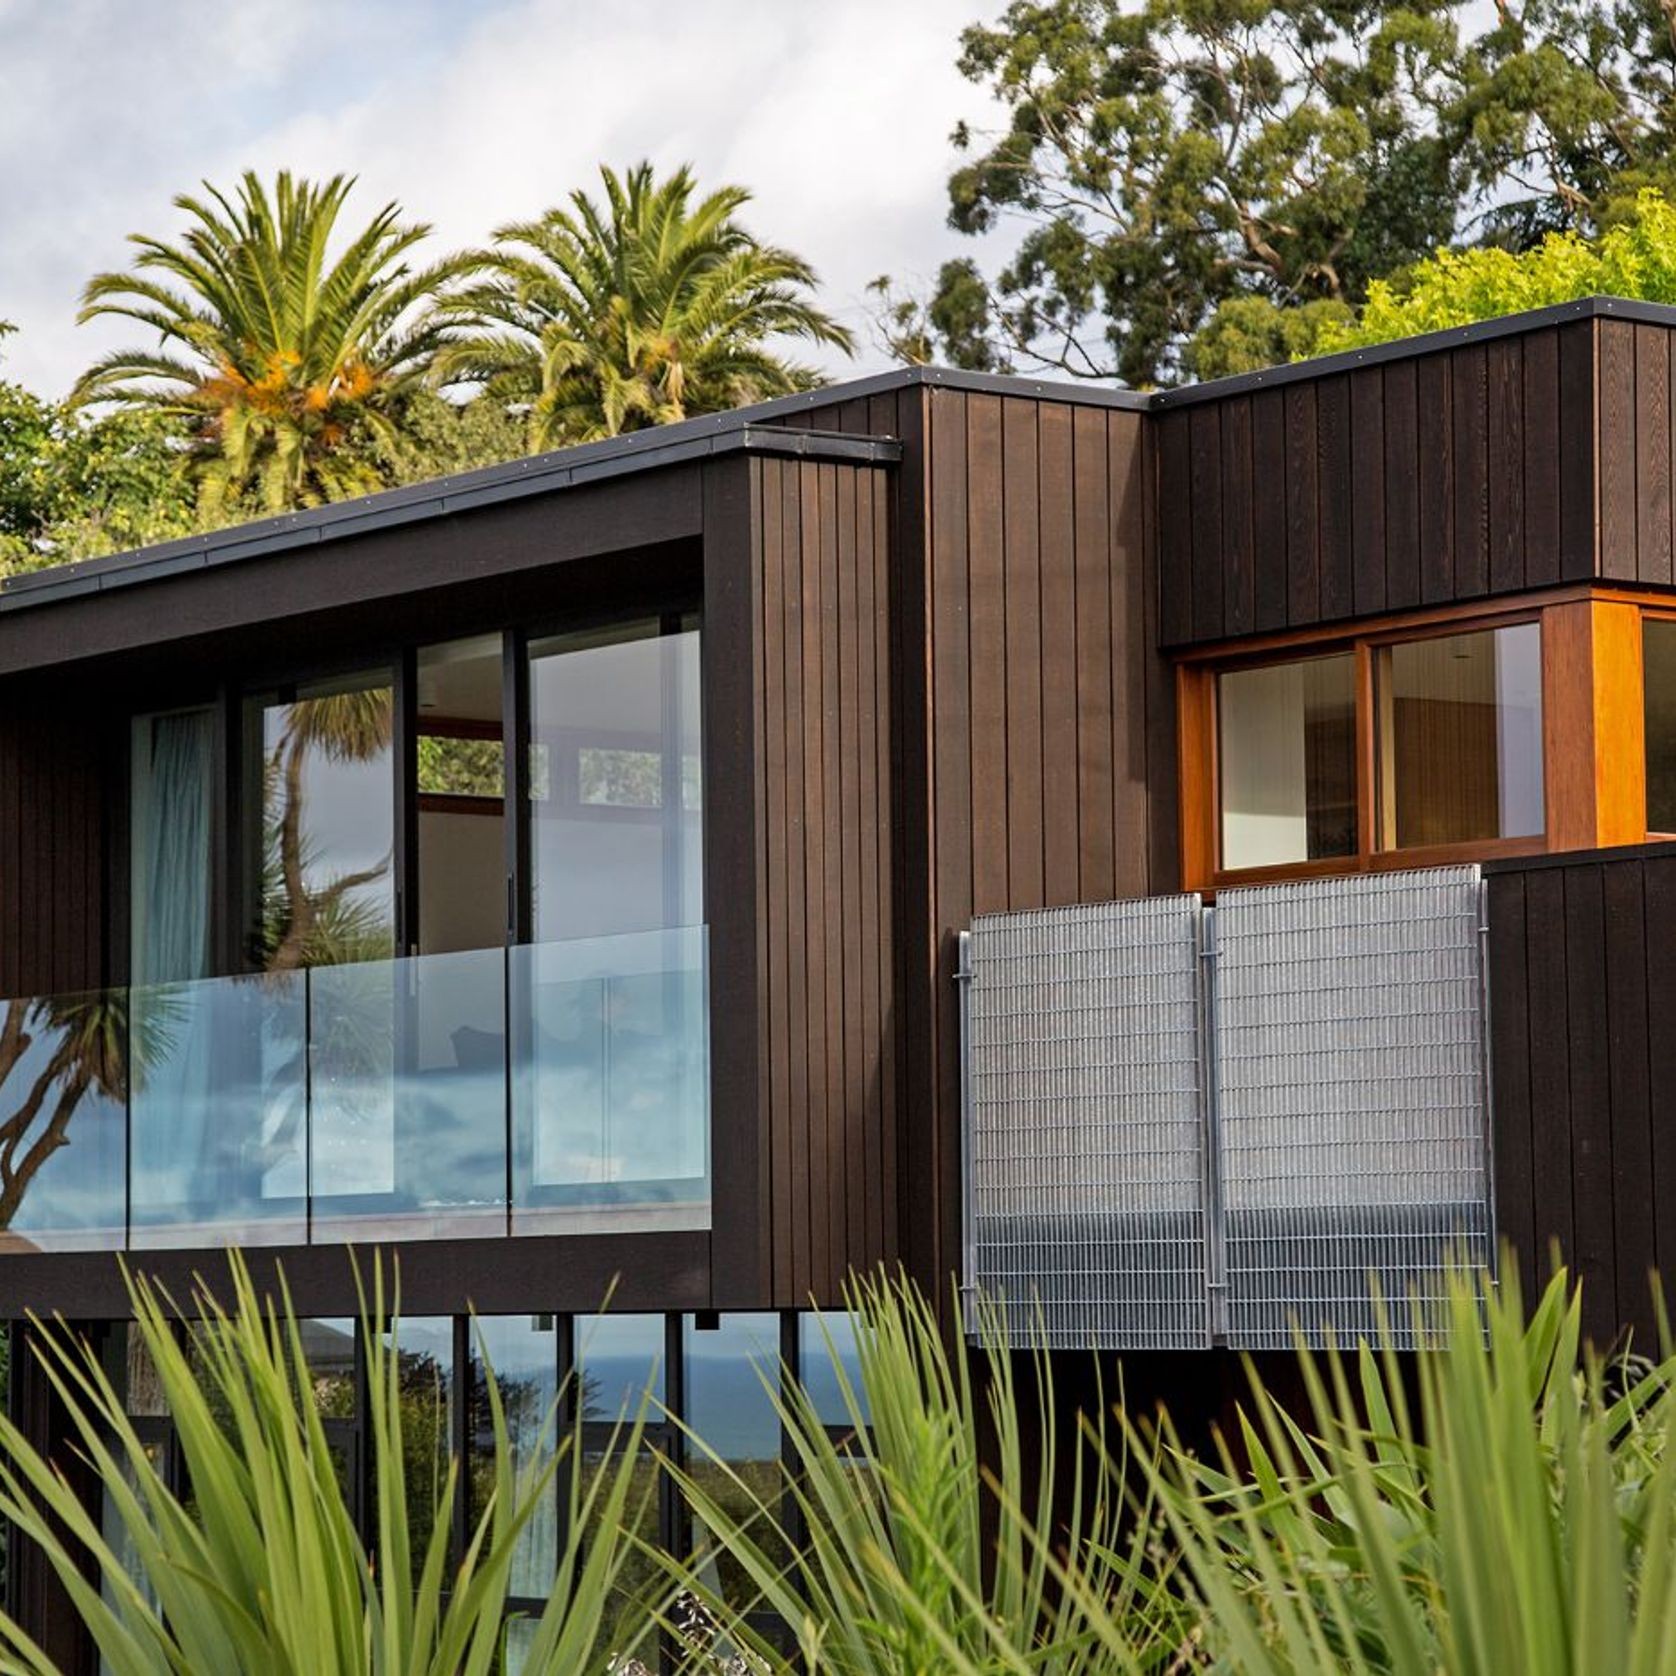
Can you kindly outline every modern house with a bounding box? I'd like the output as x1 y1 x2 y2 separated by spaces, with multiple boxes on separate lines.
2 294 1674 1661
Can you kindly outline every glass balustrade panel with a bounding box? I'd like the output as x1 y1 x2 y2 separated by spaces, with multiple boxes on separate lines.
130 970 307 1247
309 946 508 1243
0 988 126 1253
510 926 709 1235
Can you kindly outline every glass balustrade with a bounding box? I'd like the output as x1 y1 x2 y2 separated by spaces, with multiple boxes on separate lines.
0 930 708 1252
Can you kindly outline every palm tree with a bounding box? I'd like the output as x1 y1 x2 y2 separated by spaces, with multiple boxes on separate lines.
72 171 470 514
437 162 854 448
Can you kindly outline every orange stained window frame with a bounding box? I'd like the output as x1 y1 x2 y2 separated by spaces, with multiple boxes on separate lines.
1176 585 1666 893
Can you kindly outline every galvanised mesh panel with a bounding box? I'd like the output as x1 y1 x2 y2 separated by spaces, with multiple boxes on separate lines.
964 896 1209 1350
1214 867 1492 1350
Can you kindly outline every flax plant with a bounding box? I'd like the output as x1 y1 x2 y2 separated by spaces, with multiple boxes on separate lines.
0 1252 656 1674
660 1271 1166 1675
1140 1264 1676 1673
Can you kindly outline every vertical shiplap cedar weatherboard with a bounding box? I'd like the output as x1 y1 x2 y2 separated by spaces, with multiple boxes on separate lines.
1284 382 1321 623
702 454 770 1306
1038 402 1081 906
1600 860 1655 1329
1349 367 1386 616
1634 323 1674 585
1382 360 1422 611
1157 408 1194 644
1561 863 1618 1338
1451 341 1491 598
1522 329 1562 587
1487 337 1526 595
1189 404 1225 642
1315 374 1355 621
1073 404 1117 898
1002 398 1046 911
1486 849 1676 1349
1251 388 1290 630
1598 321 1638 582
1558 320 1600 581
1220 394 1256 636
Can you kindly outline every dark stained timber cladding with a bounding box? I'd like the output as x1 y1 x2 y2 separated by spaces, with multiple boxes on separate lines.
1350 367 1386 615
1315 374 1355 620
1383 361 1421 610
1598 320 1638 581
1558 321 1599 580
1251 389 1289 630
1189 406 1225 641
0 680 109 998
1157 409 1193 644
1220 396 1255 636
1487 338 1525 594
1451 343 1491 597
1486 848 1676 1349
1634 323 1673 585
1522 329 1562 586
1284 383 1320 623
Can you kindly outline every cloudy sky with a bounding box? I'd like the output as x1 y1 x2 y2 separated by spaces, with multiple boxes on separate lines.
0 0 1006 401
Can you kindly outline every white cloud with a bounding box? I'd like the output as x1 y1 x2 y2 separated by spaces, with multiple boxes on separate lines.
1 0 1006 398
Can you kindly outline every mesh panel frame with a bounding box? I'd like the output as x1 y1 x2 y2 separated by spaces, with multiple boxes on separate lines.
964 897 1210 1350
1213 867 1492 1350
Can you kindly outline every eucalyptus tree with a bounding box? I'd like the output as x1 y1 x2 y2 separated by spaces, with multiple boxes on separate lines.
72 170 470 514
437 162 854 448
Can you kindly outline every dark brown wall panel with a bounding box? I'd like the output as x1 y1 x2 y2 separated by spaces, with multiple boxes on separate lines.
1155 317 1628 645
0 680 110 1000
1485 847 1676 1349
729 453 900 1307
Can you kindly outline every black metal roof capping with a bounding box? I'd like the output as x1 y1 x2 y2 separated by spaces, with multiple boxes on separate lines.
0 360 1136 617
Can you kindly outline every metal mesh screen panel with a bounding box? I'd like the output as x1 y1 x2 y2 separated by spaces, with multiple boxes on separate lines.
1214 867 1491 1350
964 897 1209 1349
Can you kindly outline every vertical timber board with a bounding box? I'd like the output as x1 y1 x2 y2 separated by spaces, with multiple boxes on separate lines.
1600 860 1656 1338
1038 403 1081 907
1598 319 1638 582
1072 405 1116 899
1002 398 1045 911
1634 323 1673 585
1487 337 1526 595
1350 367 1387 617
1451 342 1491 599
1485 869 1538 1302
1522 329 1562 587
703 455 768 1306
1251 388 1290 631
1315 373 1355 621
1221 395 1256 636
1383 361 1422 611
1645 857 1676 1288
1157 409 1193 644
1558 320 1600 582
1284 382 1320 624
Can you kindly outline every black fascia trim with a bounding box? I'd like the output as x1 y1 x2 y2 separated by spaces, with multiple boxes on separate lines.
1150 294 1676 410
0 423 900 613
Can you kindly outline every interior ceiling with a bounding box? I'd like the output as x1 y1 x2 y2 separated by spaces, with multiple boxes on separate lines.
417 635 501 723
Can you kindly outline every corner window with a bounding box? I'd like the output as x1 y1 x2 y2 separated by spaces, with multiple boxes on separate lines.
1218 654 1357 871
1374 624 1544 849
1195 612 1549 883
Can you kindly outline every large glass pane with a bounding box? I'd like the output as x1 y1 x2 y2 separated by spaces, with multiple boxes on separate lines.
0 990 126 1252
1378 624 1544 848
528 620 702 943
300 1317 358 1420
470 1317 558 1599
798 1311 870 1429
1646 620 1676 831
131 707 215 986
376 1315 452 1586
130 970 306 1247
416 636 505 956
246 673 394 972
511 928 708 1234
1218 654 1357 870
310 947 507 1242
574 1313 666 1665
682 1314 784 1613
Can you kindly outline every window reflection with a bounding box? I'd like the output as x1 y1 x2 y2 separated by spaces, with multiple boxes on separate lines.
0 989 127 1253
246 673 395 972
471 1317 558 1600
1646 620 1676 831
1218 655 1357 870
375 1316 452 1586
528 619 702 943
683 1313 784 1609
798 1311 870 1429
1376 625 1544 848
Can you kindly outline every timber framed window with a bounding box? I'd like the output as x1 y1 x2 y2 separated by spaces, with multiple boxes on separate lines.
1179 601 1557 888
